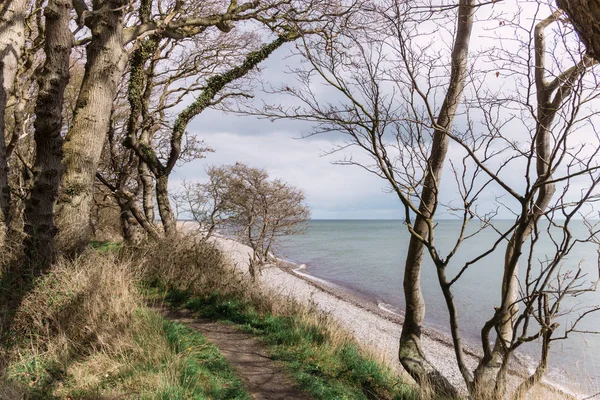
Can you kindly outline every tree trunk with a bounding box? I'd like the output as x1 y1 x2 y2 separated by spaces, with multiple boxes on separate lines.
139 160 155 223
127 195 160 240
119 204 136 242
118 201 147 243
472 13 578 397
55 0 128 255
557 0 600 63
156 175 176 235
0 0 27 245
398 1 475 396
126 29 157 227
23 0 73 267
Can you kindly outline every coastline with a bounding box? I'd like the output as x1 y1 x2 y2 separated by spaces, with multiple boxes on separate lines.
174 222 583 399
207 234 582 398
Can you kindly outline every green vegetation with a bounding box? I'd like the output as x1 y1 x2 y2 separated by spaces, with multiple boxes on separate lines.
1 249 248 399
2 236 417 399
156 286 417 400
5 313 248 400
89 240 123 253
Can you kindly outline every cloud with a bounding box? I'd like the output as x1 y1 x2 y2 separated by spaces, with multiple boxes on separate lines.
171 129 405 219
169 0 599 221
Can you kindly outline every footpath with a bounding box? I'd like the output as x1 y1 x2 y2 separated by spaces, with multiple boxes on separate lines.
159 307 314 400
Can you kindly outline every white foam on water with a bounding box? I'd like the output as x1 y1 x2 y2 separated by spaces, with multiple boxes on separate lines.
378 302 403 317
292 267 335 286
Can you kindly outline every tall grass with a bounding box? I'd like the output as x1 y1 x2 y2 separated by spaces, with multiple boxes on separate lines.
0 248 248 399
138 236 418 400
1 233 418 399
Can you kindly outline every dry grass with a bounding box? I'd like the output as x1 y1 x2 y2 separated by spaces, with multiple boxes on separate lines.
136 234 353 349
1 247 248 399
138 235 417 400
0 380 24 399
11 251 141 358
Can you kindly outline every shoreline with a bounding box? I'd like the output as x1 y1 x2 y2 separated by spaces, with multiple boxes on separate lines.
175 222 584 398
276 260 595 400
207 234 582 399
276 257 486 364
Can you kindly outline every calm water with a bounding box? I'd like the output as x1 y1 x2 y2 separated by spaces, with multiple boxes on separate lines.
279 219 600 393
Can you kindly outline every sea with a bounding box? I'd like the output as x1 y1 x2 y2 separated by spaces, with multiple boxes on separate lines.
278 219 600 395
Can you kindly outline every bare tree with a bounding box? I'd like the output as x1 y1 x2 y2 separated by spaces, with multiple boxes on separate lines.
50 0 325 254
184 163 310 280
256 0 600 397
125 31 303 236
95 101 162 242
176 174 230 241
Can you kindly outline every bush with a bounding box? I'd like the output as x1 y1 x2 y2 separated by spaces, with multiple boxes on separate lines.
134 234 244 297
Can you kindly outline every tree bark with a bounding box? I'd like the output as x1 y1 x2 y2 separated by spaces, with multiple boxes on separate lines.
23 0 73 266
55 0 128 255
126 26 157 227
557 0 600 63
156 174 176 235
118 200 148 243
119 205 136 242
0 0 27 244
398 1 475 396
139 160 155 223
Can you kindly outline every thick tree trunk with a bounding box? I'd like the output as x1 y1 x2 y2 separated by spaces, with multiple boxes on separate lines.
398 1 475 396
127 195 160 240
139 160 155 223
0 0 27 244
557 0 600 63
118 201 146 243
119 206 136 242
23 0 72 266
156 175 176 235
55 0 128 255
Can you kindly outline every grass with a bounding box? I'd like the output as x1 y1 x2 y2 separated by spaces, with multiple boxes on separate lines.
135 236 419 399
1 249 249 399
2 234 417 399
5 313 249 399
89 240 123 253
155 285 418 400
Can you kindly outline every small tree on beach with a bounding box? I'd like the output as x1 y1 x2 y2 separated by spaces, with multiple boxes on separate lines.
182 163 310 280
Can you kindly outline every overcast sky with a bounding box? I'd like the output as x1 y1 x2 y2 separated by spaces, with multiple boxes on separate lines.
171 1 599 220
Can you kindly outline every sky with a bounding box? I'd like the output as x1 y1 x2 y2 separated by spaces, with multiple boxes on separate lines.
170 1 600 221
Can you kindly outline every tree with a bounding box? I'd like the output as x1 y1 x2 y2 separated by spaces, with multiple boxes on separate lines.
183 163 310 280
557 0 600 63
22 0 73 266
124 33 296 236
0 0 344 258
0 0 28 245
259 0 600 397
49 0 324 254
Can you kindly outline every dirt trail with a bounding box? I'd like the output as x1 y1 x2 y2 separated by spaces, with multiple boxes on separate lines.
159 308 314 400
